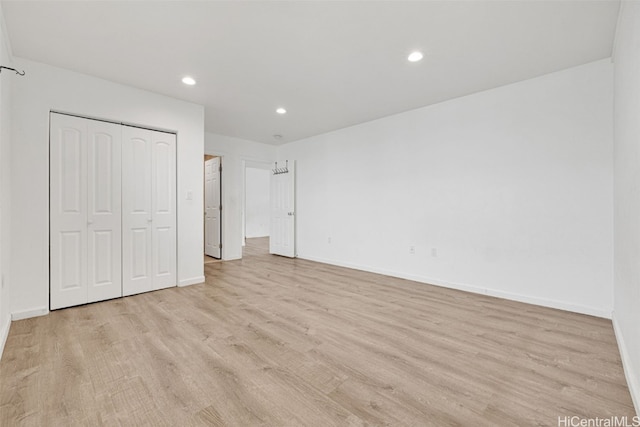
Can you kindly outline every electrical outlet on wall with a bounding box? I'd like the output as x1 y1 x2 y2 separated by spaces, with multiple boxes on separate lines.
409 246 415 255
431 248 438 257
328 237 332 244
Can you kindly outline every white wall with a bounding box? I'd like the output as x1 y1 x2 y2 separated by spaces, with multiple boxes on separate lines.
279 59 614 318
245 167 270 238
10 58 205 319
205 133 275 259
612 2 640 414
0 4 12 356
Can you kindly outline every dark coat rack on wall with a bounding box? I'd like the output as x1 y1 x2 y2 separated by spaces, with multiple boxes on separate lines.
0 66 25 76
272 160 289 175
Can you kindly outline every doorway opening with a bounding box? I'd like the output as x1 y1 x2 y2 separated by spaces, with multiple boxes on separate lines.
243 161 271 255
204 155 222 262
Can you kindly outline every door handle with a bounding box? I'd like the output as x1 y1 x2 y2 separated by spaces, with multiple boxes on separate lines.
287 212 294 216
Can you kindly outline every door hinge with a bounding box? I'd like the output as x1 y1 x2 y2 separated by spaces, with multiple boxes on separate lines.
218 243 222 249
219 205 222 211
219 165 222 172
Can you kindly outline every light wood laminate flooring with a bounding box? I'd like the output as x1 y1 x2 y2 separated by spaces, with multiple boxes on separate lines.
204 254 222 265
0 238 635 426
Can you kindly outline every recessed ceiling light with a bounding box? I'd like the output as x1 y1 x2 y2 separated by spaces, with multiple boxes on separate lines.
407 51 423 62
182 76 196 85
273 134 283 140
276 108 287 114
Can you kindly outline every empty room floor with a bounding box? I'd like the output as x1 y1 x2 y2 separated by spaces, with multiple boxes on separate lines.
0 238 635 425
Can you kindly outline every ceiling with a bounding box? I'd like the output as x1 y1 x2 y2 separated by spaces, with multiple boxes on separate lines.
1 1 620 145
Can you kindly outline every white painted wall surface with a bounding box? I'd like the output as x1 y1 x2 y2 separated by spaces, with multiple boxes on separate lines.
245 167 270 238
0 3 13 355
278 59 614 318
612 2 640 414
205 133 275 260
10 58 205 319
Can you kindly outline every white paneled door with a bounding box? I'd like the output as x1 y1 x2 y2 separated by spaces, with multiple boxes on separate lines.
121 126 152 296
87 120 122 304
204 158 221 258
122 126 177 296
269 161 296 258
50 113 122 309
151 131 177 291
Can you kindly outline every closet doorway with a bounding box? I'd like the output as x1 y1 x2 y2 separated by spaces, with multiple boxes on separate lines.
49 112 177 310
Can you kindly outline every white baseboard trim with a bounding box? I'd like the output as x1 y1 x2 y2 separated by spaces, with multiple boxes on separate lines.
299 254 611 319
0 315 11 360
613 314 640 415
179 276 206 287
11 307 49 321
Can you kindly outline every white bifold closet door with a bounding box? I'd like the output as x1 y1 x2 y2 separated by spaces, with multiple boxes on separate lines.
50 113 122 310
122 126 177 296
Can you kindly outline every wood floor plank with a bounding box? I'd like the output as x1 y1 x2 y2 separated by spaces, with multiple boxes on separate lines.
0 237 635 425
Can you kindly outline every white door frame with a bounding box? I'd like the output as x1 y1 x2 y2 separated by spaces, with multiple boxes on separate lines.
203 153 275 261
